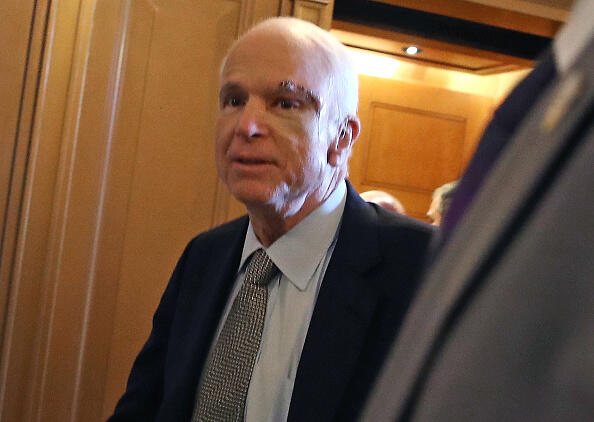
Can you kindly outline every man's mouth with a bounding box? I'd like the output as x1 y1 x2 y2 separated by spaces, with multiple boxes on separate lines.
236 158 270 165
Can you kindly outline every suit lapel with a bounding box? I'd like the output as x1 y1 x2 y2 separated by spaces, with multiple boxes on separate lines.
168 217 249 420
362 43 594 422
187 218 249 371
288 183 382 422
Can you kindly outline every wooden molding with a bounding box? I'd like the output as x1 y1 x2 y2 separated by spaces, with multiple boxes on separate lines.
238 0 285 34
455 0 571 22
332 20 535 74
0 0 40 374
375 0 564 38
280 0 335 29
26 0 131 419
0 0 54 419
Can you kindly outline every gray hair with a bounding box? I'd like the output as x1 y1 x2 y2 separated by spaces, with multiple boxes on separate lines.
360 190 406 215
432 181 458 215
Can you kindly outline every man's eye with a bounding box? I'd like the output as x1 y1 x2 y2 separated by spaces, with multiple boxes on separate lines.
274 98 301 110
222 96 244 108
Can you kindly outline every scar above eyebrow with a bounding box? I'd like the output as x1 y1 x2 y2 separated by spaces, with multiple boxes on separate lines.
278 80 322 113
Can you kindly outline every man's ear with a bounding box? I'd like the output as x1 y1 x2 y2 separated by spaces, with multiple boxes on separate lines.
328 116 361 167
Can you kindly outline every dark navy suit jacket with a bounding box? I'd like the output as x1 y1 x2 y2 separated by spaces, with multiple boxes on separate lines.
108 182 434 421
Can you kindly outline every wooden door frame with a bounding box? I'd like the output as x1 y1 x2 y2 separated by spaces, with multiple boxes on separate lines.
0 0 53 418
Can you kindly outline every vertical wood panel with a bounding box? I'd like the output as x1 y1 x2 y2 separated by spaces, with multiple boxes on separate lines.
0 0 87 419
294 0 324 26
29 0 124 419
280 0 334 29
364 104 466 190
0 0 38 357
0 0 36 264
0 0 53 420
350 74 492 221
101 0 240 414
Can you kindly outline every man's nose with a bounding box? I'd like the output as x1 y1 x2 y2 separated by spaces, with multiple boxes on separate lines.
235 98 268 140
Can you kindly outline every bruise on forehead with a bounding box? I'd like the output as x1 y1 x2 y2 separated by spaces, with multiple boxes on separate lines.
279 80 322 114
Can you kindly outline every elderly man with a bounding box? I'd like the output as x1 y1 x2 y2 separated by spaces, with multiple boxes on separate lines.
108 17 433 422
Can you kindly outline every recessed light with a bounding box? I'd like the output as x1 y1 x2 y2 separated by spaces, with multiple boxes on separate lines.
403 46 421 55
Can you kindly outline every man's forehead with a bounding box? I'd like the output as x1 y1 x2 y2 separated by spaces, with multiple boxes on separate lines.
221 30 331 105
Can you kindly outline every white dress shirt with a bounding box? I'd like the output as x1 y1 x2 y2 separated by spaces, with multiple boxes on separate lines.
205 180 347 422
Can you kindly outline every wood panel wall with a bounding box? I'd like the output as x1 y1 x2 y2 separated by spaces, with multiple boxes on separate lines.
376 0 566 36
350 74 493 221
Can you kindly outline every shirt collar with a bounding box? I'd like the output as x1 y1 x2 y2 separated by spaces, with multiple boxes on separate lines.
240 179 347 291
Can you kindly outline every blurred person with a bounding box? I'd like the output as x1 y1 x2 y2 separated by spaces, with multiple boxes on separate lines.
426 181 458 226
363 0 594 420
361 190 406 215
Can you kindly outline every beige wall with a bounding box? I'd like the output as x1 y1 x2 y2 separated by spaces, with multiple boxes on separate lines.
348 48 530 220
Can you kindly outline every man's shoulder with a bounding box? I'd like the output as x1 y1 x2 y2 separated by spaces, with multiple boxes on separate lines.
362 200 434 238
343 193 434 263
374 206 434 253
345 182 433 235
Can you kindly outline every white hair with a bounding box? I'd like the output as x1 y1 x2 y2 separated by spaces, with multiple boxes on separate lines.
360 190 406 215
220 17 359 123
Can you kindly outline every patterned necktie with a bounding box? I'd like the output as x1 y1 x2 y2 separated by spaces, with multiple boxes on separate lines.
192 249 279 421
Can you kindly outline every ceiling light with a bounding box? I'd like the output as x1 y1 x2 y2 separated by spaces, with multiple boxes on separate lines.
403 46 421 55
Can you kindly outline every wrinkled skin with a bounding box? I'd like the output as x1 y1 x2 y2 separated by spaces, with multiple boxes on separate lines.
215 29 358 245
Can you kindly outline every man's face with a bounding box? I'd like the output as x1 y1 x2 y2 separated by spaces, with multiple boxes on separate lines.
215 32 337 215
427 195 442 226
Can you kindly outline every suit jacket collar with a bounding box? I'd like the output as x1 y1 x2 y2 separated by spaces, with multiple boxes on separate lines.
288 180 383 421
361 38 594 422
173 216 249 421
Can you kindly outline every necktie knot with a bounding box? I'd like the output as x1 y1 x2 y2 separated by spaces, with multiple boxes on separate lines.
245 249 278 286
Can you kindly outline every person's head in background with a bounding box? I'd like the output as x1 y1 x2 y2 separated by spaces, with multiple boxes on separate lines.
216 17 361 246
360 190 406 215
427 181 458 226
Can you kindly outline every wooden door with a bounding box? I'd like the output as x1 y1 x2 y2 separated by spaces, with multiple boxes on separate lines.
350 74 494 221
